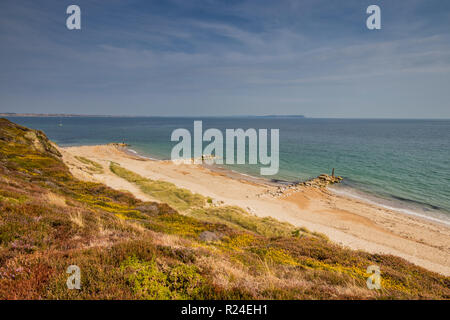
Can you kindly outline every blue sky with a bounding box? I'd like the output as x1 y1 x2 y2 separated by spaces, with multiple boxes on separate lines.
0 0 449 117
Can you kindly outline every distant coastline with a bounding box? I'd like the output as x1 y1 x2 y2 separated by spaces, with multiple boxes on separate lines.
1 113 306 118
0 113 116 118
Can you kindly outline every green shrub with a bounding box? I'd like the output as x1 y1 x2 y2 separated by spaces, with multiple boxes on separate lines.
120 256 204 299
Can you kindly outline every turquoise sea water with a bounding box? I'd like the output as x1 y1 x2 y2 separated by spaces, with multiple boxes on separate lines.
6 117 450 224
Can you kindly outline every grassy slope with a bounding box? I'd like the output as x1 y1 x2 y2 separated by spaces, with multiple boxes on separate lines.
0 118 448 300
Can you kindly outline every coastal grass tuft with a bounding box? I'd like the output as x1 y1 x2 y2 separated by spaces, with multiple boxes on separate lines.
109 162 205 211
189 206 310 239
74 156 104 174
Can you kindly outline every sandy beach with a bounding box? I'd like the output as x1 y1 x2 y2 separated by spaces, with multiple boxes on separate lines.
59 144 450 276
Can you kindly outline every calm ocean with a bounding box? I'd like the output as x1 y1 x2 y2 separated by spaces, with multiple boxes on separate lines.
6 116 450 225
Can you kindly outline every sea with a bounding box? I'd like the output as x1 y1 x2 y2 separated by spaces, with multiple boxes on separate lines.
5 116 450 225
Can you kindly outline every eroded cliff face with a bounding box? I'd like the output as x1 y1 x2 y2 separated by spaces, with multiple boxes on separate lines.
0 119 61 158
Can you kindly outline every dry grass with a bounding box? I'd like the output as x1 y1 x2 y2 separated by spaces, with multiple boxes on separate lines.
69 211 84 228
45 192 67 207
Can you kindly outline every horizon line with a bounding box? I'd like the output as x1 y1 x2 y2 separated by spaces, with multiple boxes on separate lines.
1 113 449 120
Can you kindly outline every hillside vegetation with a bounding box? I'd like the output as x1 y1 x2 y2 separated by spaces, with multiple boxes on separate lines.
0 118 448 299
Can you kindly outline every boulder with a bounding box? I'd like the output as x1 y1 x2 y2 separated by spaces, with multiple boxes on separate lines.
199 231 222 242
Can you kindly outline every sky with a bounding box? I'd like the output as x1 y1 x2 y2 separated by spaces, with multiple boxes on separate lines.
0 0 449 118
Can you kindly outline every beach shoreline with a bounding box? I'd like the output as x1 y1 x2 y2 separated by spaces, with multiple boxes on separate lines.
117 145 450 227
59 143 450 276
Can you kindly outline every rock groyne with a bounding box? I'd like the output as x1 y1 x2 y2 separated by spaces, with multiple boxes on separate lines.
261 174 343 198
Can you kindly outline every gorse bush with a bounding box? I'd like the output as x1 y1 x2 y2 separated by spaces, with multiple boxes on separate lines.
121 256 204 299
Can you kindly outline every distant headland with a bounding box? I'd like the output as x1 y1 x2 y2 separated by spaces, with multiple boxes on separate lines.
256 115 305 118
